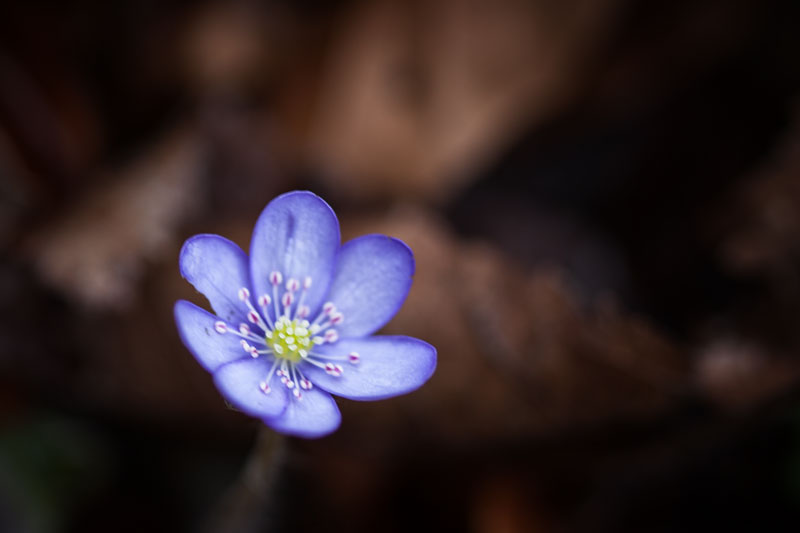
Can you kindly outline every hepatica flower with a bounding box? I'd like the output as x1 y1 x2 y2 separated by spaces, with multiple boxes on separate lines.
174 191 436 438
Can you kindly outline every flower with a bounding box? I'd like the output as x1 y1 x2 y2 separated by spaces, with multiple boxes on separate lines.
174 191 437 438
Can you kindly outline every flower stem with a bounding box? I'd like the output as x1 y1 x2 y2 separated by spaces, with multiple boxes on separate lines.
201 428 286 533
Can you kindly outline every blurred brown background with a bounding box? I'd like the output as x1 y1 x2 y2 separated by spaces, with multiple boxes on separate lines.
2 0 800 531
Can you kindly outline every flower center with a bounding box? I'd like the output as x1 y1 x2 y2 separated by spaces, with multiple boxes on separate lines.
212 272 360 400
265 317 314 363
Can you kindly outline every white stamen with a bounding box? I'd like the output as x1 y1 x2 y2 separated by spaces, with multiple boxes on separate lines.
316 313 345 332
215 321 263 343
324 363 343 377
286 278 300 292
324 329 339 343
297 366 313 390
272 282 280 321
310 302 336 327
292 277 311 321
290 365 303 399
282 292 294 308
259 359 281 395
300 356 333 372
230 277 348 403
241 295 272 331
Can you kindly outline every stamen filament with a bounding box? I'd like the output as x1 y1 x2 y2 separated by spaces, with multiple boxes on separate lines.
260 357 281 394
257 294 275 330
241 294 269 332
272 283 280 323
310 302 335 328
293 289 308 321
290 364 302 398
306 352 349 361
233 276 348 399
215 320 264 343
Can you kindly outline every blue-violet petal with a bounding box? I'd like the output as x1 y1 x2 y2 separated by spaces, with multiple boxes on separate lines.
325 235 414 337
174 300 249 372
306 336 436 401
249 191 340 323
264 387 341 438
179 234 252 325
213 358 289 419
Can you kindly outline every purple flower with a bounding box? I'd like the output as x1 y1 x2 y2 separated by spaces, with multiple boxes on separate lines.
174 191 437 438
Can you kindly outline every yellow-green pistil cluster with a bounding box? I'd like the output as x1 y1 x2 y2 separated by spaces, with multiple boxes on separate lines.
265 317 318 363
